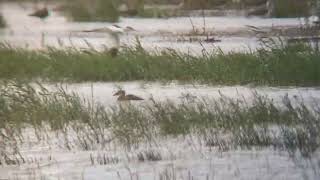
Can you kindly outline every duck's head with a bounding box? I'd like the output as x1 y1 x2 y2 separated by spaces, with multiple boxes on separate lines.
113 90 125 96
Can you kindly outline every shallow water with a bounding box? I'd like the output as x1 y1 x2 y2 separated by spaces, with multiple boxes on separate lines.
44 82 320 107
1 126 319 180
0 2 309 54
8 150 318 180
1 3 320 179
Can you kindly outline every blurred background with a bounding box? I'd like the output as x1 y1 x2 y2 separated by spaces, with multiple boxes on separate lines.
1 2 320 179
0 0 319 53
1 0 318 22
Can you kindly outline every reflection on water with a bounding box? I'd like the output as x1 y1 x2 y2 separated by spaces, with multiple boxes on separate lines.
0 2 308 54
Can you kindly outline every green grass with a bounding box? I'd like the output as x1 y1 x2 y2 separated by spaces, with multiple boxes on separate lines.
0 14 6 28
137 7 172 18
4 0 316 19
64 0 119 22
183 0 233 9
0 81 319 157
0 42 320 86
272 0 313 18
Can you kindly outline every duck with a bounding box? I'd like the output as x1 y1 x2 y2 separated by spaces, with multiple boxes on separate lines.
113 90 144 101
29 7 49 19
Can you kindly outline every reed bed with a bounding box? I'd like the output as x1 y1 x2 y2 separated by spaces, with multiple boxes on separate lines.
0 13 6 28
64 0 120 22
0 43 319 86
272 0 314 18
0 81 319 164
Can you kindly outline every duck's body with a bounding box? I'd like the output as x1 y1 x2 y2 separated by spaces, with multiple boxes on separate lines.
113 90 144 101
29 7 49 19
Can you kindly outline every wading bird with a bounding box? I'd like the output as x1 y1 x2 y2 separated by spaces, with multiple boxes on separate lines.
83 25 136 54
113 90 144 101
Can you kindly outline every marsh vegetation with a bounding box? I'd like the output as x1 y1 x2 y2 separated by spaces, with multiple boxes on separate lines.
9 0 315 21
0 13 5 28
0 42 319 86
64 0 120 22
272 0 314 18
1 81 319 163
0 0 319 179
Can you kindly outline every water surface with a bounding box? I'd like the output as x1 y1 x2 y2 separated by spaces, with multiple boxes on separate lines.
0 2 309 54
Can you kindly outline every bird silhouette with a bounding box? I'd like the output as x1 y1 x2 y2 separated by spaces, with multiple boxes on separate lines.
113 90 144 101
82 25 136 56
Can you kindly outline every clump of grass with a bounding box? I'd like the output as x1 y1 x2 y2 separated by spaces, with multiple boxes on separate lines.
90 153 120 165
158 167 177 180
242 0 268 6
109 103 155 149
203 130 230 151
137 150 162 162
0 42 320 86
0 80 110 150
183 0 232 10
137 7 171 18
0 13 6 28
272 0 313 18
64 0 119 22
